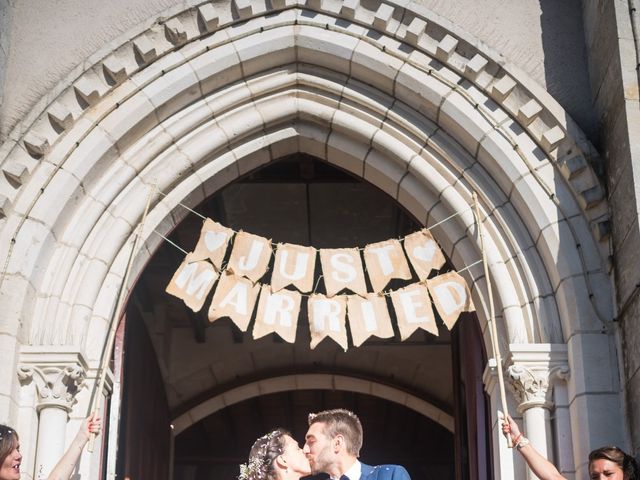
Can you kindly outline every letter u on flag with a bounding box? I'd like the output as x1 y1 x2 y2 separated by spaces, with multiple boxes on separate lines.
308 294 348 351
271 243 316 293
227 231 272 283
190 218 234 271
253 285 300 343
390 283 438 340
166 254 219 312
208 271 260 331
347 294 394 347
427 271 475 330
404 229 446 279
319 248 367 297
364 239 412 292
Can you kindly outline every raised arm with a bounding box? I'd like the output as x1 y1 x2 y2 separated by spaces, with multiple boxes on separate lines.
47 413 101 480
502 414 566 480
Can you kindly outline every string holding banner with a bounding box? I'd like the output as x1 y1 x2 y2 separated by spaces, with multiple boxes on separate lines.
160 194 481 351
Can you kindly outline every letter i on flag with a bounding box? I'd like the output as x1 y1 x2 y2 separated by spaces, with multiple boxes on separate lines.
347 294 394 347
253 285 301 343
308 294 348 350
166 254 219 312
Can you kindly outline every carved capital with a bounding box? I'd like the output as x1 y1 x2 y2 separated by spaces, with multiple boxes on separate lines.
506 343 570 414
507 364 553 411
17 348 88 412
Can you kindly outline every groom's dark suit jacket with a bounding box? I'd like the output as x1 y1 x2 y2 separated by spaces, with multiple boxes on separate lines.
359 463 411 480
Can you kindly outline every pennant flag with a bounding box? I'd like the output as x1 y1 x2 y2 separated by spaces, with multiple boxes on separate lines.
253 285 300 343
227 231 272 283
208 271 260 331
166 255 219 312
364 239 412 292
308 294 348 351
190 218 234 271
347 293 394 347
404 229 446 279
427 271 475 329
320 248 367 297
271 243 316 293
390 283 438 340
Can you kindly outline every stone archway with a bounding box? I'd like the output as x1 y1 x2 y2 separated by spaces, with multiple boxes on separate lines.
0 2 620 479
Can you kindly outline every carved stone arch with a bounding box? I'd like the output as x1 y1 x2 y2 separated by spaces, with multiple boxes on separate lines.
170 374 455 436
0 3 616 475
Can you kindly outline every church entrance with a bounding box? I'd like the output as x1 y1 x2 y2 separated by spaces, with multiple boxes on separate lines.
115 155 490 479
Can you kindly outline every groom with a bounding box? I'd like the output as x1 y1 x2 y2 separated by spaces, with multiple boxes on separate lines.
303 408 411 480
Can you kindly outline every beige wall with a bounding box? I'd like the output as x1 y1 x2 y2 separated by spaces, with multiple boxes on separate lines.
0 0 595 143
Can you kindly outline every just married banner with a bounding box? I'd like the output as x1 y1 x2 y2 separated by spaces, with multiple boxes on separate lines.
166 218 474 351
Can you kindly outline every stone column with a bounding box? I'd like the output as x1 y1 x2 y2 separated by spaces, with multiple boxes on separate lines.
17 350 87 480
507 344 569 480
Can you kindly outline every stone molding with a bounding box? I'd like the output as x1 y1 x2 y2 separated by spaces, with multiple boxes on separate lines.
0 0 607 237
506 343 569 413
17 347 88 412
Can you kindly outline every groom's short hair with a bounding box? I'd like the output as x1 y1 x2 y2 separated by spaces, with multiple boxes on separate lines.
308 408 363 456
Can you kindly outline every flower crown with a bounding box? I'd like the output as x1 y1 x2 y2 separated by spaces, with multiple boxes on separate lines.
238 430 284 480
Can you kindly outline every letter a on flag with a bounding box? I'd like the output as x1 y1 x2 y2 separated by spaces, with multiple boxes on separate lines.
427 271 475 329
308 294 348 351
208 271 260 331
253 285 300 343
166 254 219 312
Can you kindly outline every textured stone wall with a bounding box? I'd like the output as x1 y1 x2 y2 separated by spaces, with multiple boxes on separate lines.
0 0 596 144
582 0 640 457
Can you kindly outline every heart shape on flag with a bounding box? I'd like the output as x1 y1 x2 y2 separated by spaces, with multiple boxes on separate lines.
413 241 436 262
204 231 227 251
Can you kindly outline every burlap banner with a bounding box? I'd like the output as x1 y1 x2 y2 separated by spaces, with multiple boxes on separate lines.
227 231 272 283
363 239 412 292
390 283 438 340
404 229 446 279
191 218 234 271
308 294 348 351
319 248 367 297
271 243 316 293
253 284 300 343
208 271 260 331
427 271 475 330
166 255 218 312
347 293 394 347
165 215 478 351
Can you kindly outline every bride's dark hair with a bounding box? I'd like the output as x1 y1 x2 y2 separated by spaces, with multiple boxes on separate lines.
239 428 289 480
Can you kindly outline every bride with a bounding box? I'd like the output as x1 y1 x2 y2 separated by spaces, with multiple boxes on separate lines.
239 429 311 480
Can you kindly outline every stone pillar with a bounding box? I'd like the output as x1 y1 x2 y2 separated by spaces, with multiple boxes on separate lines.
17 350 87 480
507 344 569 480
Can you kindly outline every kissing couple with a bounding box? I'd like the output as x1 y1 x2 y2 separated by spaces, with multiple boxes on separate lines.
239 408 411 480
